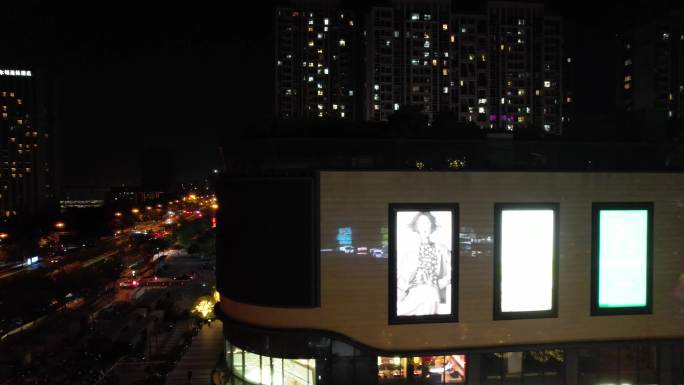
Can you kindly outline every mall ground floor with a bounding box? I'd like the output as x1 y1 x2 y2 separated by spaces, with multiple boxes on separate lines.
219 313 684 385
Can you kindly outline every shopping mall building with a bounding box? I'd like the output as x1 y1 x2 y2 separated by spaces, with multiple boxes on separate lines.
215 135 684 385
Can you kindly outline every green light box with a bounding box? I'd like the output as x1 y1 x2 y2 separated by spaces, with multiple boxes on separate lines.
598 209 649 308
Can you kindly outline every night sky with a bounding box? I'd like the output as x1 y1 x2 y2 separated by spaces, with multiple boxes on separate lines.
0 0 679 188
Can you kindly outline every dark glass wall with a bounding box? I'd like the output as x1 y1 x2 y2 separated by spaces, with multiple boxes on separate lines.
216 176 318 307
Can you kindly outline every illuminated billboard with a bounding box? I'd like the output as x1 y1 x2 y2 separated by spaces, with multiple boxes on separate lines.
494 203 559 320
592 203 652 315
389 204 458 324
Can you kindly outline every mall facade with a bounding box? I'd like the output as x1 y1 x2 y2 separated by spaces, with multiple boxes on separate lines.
216 170 684 385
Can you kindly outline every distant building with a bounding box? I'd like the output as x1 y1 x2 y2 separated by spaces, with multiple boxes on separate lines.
0 68 57 218
279 1 568 134
275 6 359 119
617 12 684 126
59 186 108 210
107 186 164 206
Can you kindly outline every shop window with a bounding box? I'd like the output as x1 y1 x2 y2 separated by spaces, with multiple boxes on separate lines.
674 344 684 385
378 355 466 384
227 342 315 385
578 346 656 385
483 351 563 385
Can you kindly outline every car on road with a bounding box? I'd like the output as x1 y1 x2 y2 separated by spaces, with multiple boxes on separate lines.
339 245 354 254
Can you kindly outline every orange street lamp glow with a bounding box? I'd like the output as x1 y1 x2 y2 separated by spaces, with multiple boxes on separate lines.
211 203 219 210
131 208 140 214
146 206 152 210
0 233 9 239
54 222 65 229
114 212 122 217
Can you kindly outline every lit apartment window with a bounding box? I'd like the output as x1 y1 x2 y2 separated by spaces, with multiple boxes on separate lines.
323 68 329 74
501 98 505 105
663 32 670 40
308 76 314 82
374 84 380 91
518 89 525 96
461 27 466 33
374 104 380 110
1 113 6 119
459 80 464 86
393 103 399 111
544 124 551 131
308 19 314 25
348 20 353 26
341 112 345 118
478 98 487 104
442 68 448 76
348 90 354 96
566 97 572 103
624 75 631 82
411 13 419 21
535 89 541 96
624 83 631 90
450 35 455 43
478 107 485 114
442 23 448 31
394 31 399 38
544 81 551 88
443 87 449 94
17 99 21 105
468 54 474 61
332 104 338 110
308 41 314 47
432 59 437 66
567 57 572 63
339 39 346 47
324 18 329 25
317 90 324 96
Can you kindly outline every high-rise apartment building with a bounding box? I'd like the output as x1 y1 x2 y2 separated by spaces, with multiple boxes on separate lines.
275 6 358 119
487 2 563 133
365 0 453 123
276 1 567 134
617 12 684 126
0 69 57 219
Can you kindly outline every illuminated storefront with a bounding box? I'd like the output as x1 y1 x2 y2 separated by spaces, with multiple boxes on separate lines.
378 355 466 384
226 341 316 385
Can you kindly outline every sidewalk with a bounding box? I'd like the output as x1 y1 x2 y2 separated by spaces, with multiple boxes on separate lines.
164 320 224 385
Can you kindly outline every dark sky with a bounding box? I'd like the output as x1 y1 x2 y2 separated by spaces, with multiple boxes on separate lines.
0 0 679 188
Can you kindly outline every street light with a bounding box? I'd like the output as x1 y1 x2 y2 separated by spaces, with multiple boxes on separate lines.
131 208 140 214
114 212 122 218
211 203 219 210
0 233 9 240
54 222 65 230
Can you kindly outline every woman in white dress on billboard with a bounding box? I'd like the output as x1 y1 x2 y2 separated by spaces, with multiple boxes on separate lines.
397 211 451 316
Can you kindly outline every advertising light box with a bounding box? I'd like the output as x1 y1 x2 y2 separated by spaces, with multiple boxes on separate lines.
495 203 558 320
389 204 459 324
592 203 652 315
